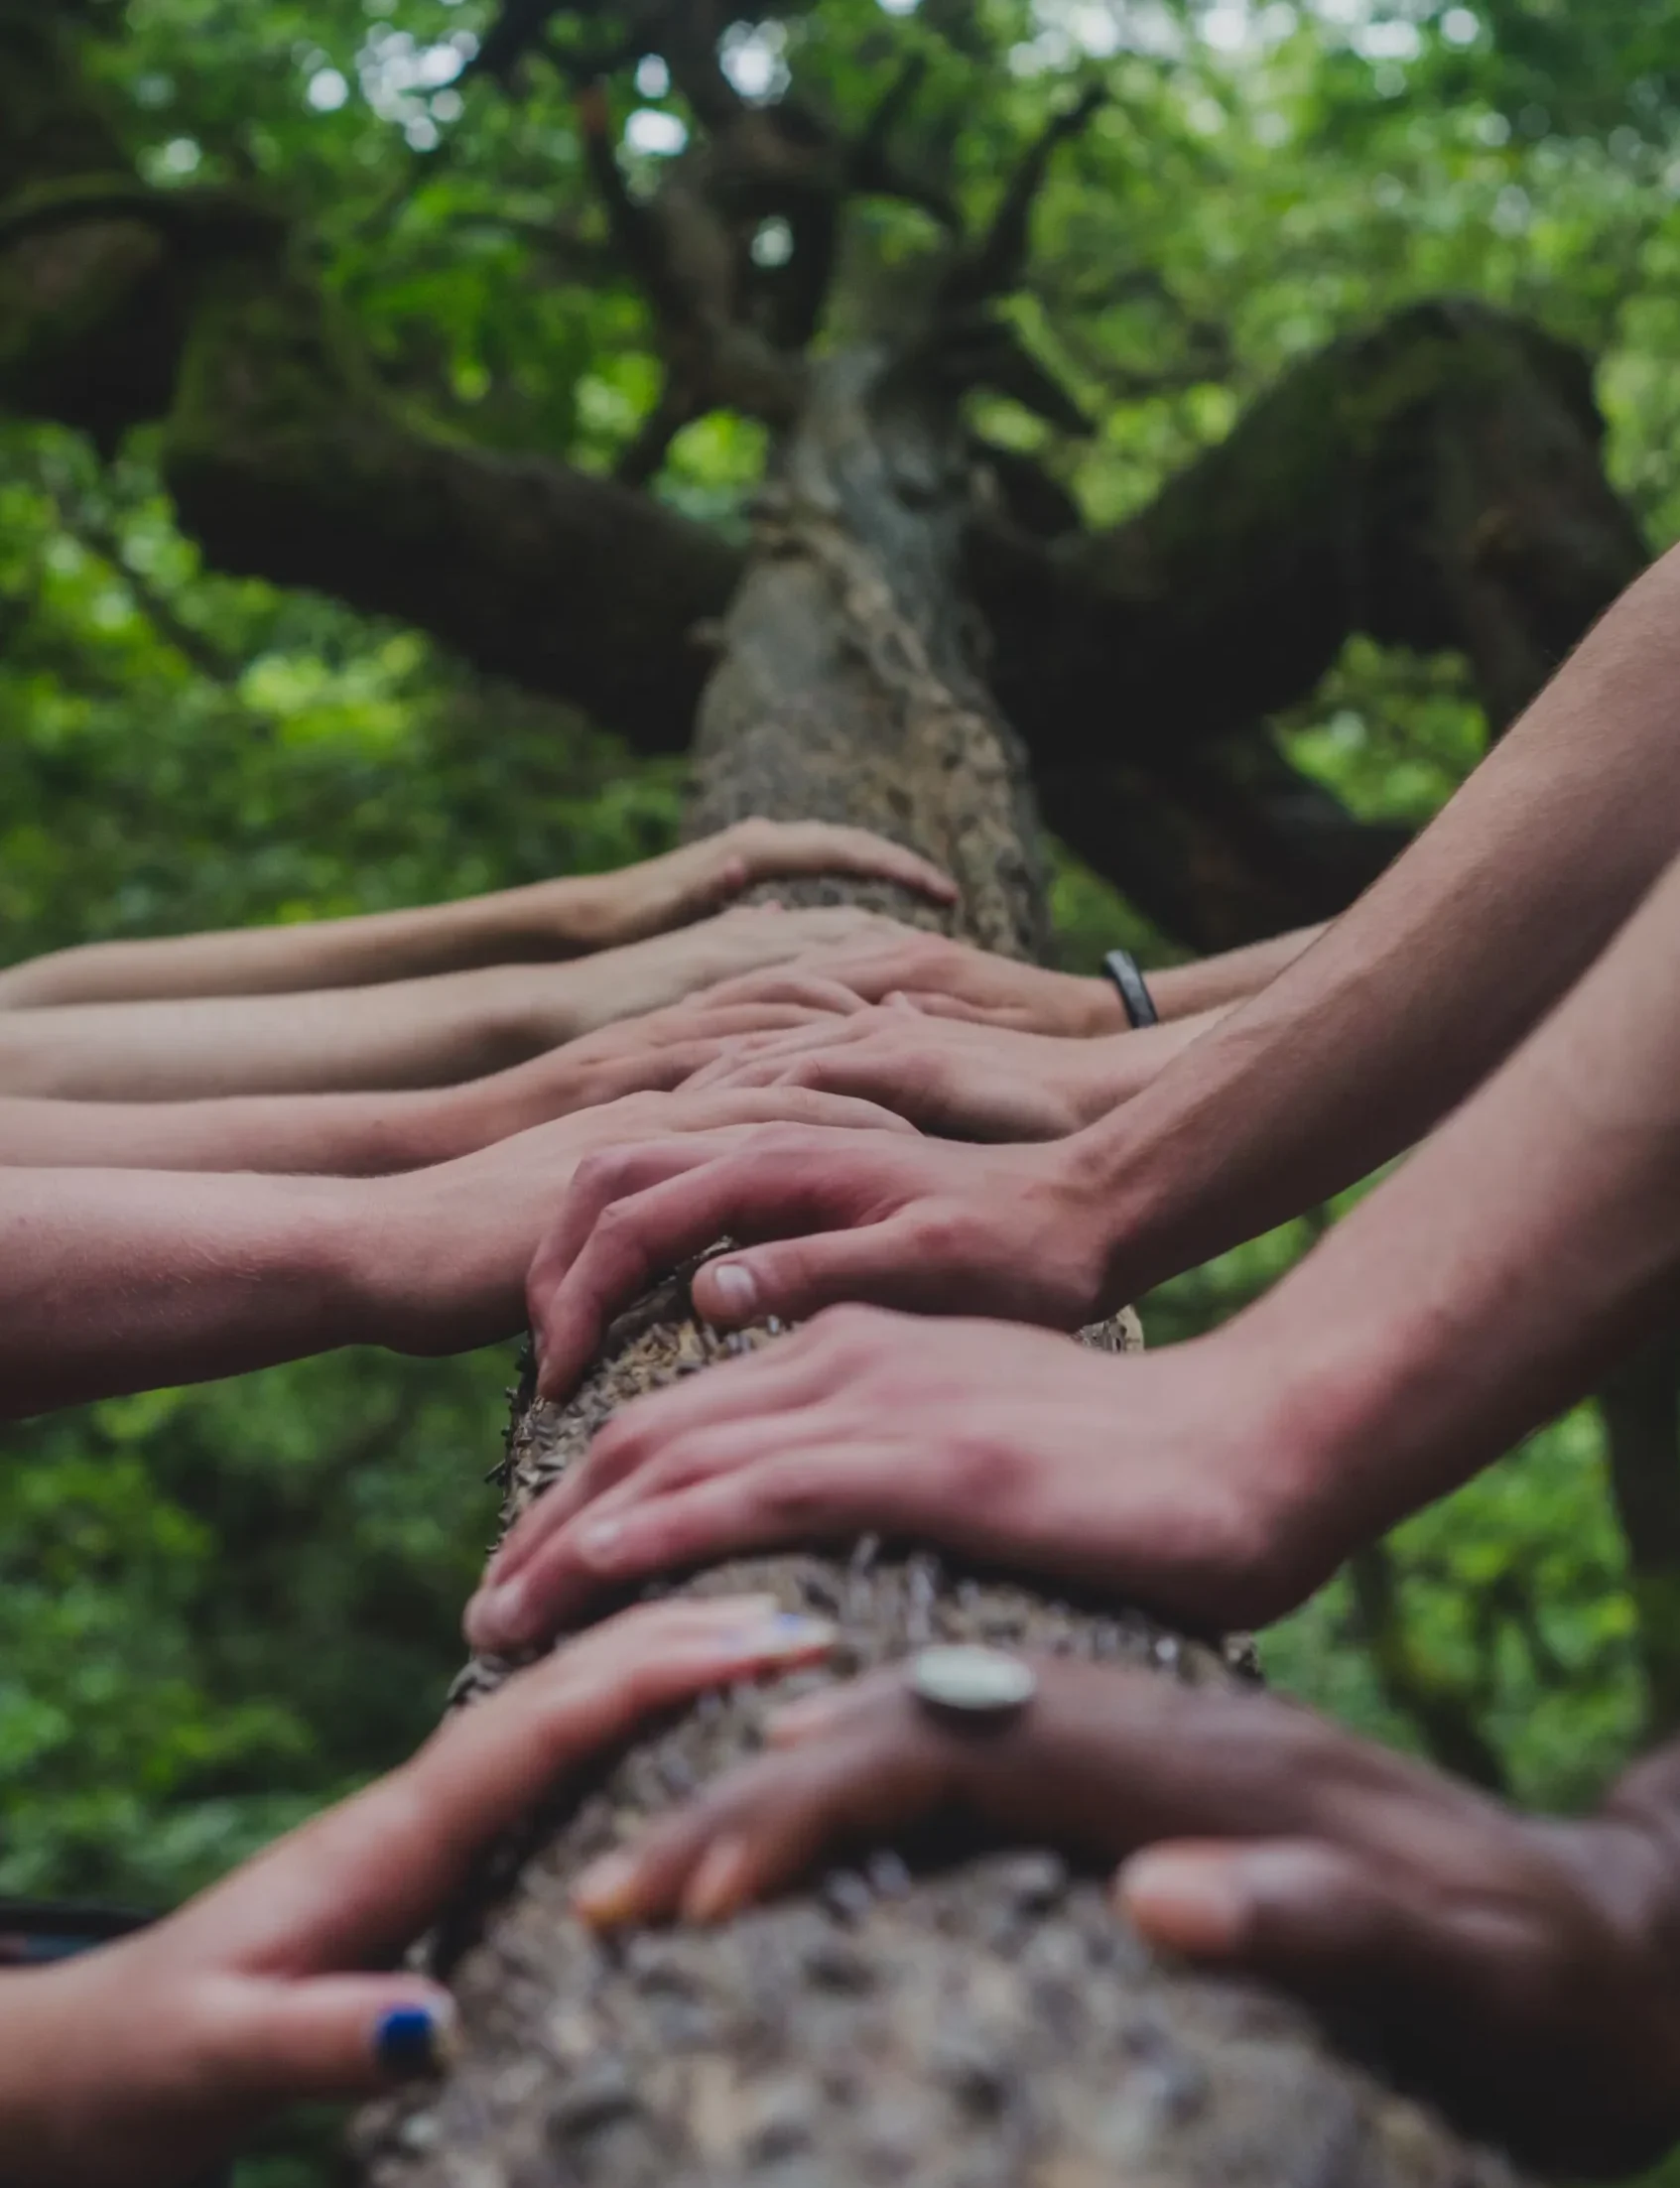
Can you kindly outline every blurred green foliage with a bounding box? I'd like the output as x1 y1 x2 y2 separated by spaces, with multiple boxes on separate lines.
8 0 1680 2176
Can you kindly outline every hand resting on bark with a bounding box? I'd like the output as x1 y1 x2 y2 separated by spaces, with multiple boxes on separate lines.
0 817 955 1009
0 1083 912 1420
0 986 869 1174
572 1654 1680 2178
0 903 921 1103
499 841 1680 1649
0 1599 835 2188
685 1001 1223 1140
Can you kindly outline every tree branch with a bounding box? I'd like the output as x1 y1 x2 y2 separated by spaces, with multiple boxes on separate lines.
974 298 1646 943
946 82 1105 309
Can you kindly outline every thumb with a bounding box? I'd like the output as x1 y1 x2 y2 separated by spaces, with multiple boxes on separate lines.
200 1975 458 2108
691 1219 934 1328
1115 1838 1415 1989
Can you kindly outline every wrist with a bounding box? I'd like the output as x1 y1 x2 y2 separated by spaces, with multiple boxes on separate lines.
540 871 632 953
1072 973 1128 1036
1051 1111 1180 1309
390 1084 493 1168
343 1160 530 1356
319 1174 431 1351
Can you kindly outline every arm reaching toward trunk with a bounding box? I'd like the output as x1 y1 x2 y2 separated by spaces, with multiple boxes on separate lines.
675 924 1319 1039
0 905 912 1102
0 989 860 1174
0 820 955 1008
500 842 1680 1643
526 539 1680 1371
574 1657 1680 2178
0 1598 835 2188
0 1084 910 1419
687 1005 1225 1140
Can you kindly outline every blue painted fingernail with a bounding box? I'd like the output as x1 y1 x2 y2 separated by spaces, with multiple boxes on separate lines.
375 2003 452 2080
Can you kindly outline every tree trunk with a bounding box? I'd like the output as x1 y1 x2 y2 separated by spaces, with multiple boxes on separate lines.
350 349 1516 2188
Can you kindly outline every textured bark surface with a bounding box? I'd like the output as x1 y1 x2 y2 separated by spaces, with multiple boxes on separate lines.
349 352 1517 2188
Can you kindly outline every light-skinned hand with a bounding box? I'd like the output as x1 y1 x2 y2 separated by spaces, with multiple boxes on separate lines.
665 931 1122 1035
467 1308 1324 1654
361 1087 917 1359
576 819 956 946
0 1597 835 2188
524 1123 1111 1400
684 1005 1136 1139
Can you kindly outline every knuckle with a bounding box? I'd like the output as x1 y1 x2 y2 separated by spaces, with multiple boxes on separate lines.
815 1300 886 1350
909 1201 976 1265
590 1198 651 1258
758 1459 836 1528
573 1147 637 1202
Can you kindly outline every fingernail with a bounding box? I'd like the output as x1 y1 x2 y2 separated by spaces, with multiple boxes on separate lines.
573 1851 640 1927
464 1580 526 1650
708 1263 757 1317
374 2000 458 2081
1115 1851 1248 1956
730 1611 836 1654
684 1837 752 1923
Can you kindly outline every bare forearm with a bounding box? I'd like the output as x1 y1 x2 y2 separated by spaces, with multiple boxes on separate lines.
1063 1010 1228 1123
1226 847 1680 1565
0 882 612 1009
0 1169 384 1415
1146 924 1326 1019
1089 543 1680 1293
0 1088 483 1175
0 910 915 1101
0 965 569 1100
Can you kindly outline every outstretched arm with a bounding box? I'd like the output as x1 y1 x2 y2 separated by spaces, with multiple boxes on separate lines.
687 1005 1227 1140
0 906 909 1101
0 820 955 1008
0 1083 907 1418
521 540 1680 1368
575 1658 1680 2178
0 988 862 1174
0 1598 834 2188
486 840 1680 1646
685 924 1322 1040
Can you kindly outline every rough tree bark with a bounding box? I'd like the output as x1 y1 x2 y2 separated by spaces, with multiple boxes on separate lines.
347 347 1516 2188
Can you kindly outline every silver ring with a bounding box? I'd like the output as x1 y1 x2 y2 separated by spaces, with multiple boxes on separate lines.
908 1644 1037 1723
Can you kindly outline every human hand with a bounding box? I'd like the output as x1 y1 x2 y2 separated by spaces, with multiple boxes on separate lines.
0 1597 835 2188
577 819 956 946
570 1655 1680 2178
449 984 869 1155
558 906 933 1038
675 931 1123 1035
466 1309 1313 1652
363 1086 916 1358
525 1124 1115 1399
686 1006 1124 1140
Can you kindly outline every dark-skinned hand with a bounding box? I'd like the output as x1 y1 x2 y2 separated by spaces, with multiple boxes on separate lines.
571 1656 1680 2178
